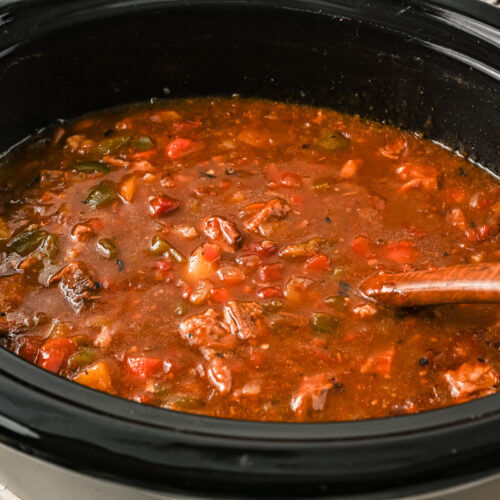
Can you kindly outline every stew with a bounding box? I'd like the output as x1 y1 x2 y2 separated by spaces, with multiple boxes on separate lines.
0 97 499 421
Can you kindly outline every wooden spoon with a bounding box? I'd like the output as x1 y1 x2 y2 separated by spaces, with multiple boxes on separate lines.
360 262 500 307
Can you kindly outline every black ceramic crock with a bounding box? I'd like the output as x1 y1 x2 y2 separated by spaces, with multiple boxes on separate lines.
0 1 499 498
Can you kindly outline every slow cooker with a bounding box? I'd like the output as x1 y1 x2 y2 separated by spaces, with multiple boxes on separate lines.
0 1 499 498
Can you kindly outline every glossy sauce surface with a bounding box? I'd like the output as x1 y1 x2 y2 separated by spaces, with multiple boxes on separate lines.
0 98 499 421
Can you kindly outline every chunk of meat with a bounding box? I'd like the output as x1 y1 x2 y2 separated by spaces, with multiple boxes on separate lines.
242 198 291 237
268 312 308 333
352 303 378 318
200 216 242 252
148 195 180 217
171 224 199 240
236 254 262 273
339 159 362 179
446 208 469 231
217 265 246 285
396 163 439 192
279 238 324 262
360 347 395 378
207 358 232 394
444 363 499 399
290 373 335 417
188 280 214 305
246 240 278 258
178 308 235 350
65 134 95 154
0 274 25 313
71 222 95 242
381 241 418 265
50 262 97 312
223 301 266 339
284 276 315 304
379 138 406 159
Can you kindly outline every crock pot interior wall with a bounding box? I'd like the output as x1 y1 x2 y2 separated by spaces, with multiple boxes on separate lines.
0 2 498 173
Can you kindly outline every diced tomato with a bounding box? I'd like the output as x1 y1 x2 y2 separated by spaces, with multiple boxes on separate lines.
308 345 336 363
156 259 172 272
351 236 371 257
17 336 43 363
469 191 489 210
476 225 491 242
342 333 356 342
89 219 105 231
202 243 220 262
211 287 230 303
257 263 283 283
280 172 302 188
148 195 180 216
166 138 205 159
172 120 202 132
37 338 75 373
444 188 465 205
382 241 418 264
131 150 156 161
257 286 283 299
127 356 163 377
162 346 191 374
220 179 232 190
182 286 193 300
247 240 278 258
447 208 468 231
250 350 265 365
465 225 490 243
290 194 305 206
305 253 330 271
464 228 476 242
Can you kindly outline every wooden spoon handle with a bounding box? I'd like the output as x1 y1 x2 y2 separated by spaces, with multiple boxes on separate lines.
360 263 500 307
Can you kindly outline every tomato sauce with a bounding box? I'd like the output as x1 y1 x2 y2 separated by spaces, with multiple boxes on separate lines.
0 97 499 421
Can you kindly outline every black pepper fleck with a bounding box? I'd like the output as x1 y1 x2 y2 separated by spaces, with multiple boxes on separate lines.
117 259 125 271
419 358 429 366
325 216 332 224
338 281 352 296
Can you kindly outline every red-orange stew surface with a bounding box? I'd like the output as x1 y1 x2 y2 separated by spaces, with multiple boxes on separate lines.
0 98 499 421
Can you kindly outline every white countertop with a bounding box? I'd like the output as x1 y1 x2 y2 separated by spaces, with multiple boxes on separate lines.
0 486 20 500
